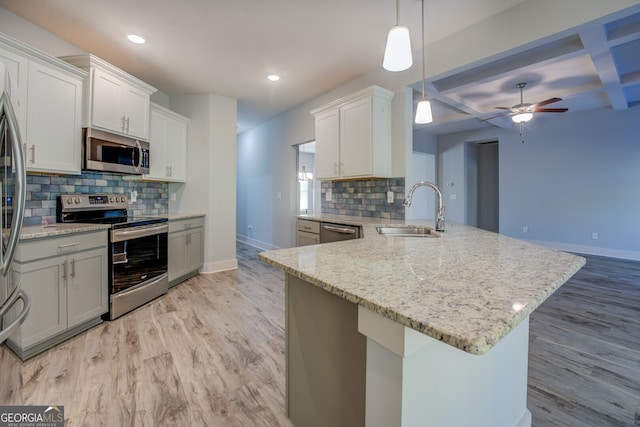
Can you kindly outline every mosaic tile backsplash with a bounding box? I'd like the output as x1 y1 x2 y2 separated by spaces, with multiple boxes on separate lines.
321 177 405 219
25 172 168 226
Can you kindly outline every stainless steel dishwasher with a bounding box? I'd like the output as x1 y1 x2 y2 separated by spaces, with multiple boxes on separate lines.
320 222 361 243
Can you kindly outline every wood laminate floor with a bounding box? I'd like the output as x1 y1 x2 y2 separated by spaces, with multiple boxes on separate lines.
1 244 638 426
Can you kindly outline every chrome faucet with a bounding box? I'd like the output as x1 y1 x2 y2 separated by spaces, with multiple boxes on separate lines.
403 181 445 232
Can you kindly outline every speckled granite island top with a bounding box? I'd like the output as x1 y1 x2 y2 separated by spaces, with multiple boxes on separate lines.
259 217 585 355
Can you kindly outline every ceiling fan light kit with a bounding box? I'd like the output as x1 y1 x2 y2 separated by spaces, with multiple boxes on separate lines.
383 0 412 72
512 112 532 123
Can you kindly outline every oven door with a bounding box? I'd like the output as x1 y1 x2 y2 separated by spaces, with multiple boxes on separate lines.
109 223 168 319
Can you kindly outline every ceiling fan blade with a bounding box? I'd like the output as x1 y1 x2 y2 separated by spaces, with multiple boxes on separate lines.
534 108 568 113
494 107 511 110
534 97 562 107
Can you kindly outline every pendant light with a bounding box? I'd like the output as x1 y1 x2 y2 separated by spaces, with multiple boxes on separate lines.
415 0 433 124
383 0 412 72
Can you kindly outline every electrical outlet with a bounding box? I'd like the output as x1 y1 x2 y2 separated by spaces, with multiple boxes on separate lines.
591 232 599 240
326 188 332 201
522 226 528 233
248 225 253 231
130 190 137 202
387 191 394 203
170 192 177 201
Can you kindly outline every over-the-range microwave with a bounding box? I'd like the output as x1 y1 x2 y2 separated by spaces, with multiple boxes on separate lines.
83 128 149 175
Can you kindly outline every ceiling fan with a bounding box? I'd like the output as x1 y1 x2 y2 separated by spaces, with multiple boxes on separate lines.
493 82 568 123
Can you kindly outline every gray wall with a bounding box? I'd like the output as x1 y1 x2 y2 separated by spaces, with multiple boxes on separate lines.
438 106 640 260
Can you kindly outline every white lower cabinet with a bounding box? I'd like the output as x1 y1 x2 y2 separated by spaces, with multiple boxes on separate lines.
168 217 204 286
297 219 320 246
7 230 108 360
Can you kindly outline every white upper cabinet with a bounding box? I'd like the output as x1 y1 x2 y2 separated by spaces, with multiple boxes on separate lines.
1 33 86 174
0 45 28 133
311 85 394 180
61 54 156 140
145 102 188 182
25 62 83 174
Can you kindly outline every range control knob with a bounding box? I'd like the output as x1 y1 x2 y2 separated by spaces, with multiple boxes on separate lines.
74 197 81 204
66 197 73 205
109 196 115 203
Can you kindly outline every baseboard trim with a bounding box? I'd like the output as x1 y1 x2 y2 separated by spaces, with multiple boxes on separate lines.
236 234 282 251
528 240 640 261
201 258 238 274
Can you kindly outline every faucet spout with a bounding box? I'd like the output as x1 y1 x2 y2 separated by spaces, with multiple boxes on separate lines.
403 181 445 232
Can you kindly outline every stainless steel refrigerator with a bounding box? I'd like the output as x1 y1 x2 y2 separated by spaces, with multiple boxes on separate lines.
0 62 29 343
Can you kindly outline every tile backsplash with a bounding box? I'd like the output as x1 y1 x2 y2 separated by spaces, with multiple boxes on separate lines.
321 177 405 220
25 172 168 226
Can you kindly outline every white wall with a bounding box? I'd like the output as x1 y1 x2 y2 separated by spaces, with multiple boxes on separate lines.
438 107 640 260
171 94 238 272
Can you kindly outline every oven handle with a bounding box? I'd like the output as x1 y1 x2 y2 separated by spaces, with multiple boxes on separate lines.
111 223 168 243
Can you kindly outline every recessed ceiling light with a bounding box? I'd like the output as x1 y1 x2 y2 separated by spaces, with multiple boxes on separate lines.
267 74 280 82
127 34 145 44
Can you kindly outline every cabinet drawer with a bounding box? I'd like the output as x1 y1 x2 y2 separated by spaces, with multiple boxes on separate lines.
16 231 107 263
297 231 320 246
169 216 205 233
297 219 320 234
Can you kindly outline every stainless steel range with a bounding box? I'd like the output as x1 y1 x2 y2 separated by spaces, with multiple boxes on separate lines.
57 194 168 320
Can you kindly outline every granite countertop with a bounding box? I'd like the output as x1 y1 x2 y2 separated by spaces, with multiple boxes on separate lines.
20 223 112 241
163 213 205 221
260 215 585 355
19 213 205 241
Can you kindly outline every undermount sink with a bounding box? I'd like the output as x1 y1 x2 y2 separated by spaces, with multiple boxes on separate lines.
375 225 440 237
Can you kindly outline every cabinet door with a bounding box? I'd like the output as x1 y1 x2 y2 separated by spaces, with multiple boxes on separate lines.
185 228 204 273
340 97 372 178
168 231 187 283
165 117 187 182
315 109 340 179
0 47 28 133
91 68 125 133
147 108 168 179
25 62 82 174
124 85 150 140
11 257 66 349
67 247 108 328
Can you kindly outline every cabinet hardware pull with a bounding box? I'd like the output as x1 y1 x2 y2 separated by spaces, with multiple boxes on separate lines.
121 116 126 132
58 242 79 250
29 144 35 164
62 260 68 281
334 162 338 174
70 259 75 278
125 117 130 133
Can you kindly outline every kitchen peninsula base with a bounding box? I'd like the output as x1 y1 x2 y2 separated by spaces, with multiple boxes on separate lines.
286 273 531 427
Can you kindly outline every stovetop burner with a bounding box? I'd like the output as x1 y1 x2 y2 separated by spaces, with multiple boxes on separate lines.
57 193 167 228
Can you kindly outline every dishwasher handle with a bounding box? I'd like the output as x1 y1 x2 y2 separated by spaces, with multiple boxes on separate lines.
322 224 357 234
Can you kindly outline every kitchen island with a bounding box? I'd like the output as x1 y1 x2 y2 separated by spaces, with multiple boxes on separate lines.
259 218 585 427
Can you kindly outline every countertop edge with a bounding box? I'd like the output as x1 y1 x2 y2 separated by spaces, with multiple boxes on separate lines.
262 218 587 355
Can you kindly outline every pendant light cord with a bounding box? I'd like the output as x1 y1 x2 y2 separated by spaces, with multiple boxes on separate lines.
396 0 400 26
421 0 426 100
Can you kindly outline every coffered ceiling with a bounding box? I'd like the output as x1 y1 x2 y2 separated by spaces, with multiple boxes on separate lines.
416 5 640 134
1 1 639 135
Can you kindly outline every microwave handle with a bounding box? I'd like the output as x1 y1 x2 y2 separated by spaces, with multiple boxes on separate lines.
134 140 142 173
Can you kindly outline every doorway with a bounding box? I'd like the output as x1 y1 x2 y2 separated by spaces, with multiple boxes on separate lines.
477 141 499 232
296 141 319 215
